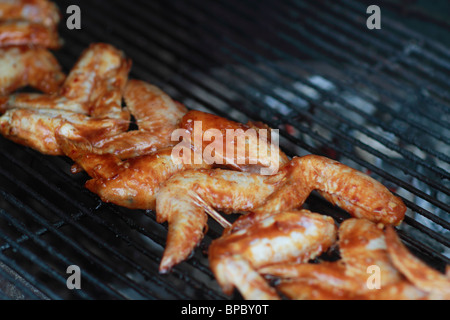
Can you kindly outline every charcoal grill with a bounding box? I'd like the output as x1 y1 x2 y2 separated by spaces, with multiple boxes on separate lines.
0 0 448 299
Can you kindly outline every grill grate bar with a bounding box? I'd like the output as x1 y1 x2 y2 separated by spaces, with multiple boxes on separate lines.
256 41 450 145
257 4 450 124
0 145 194 299
81 0 449 277
292 0 450 117
403 215 449 248
0 0 447 299
241 42 450 164
84 206 225 299
0 157 149 298
0 206 95 300
133 1 450 212
305 0 450 84
397 228 450 267
246 0 450 118
0 244 60 299
274 16 450 105
218 42 450 179
131 0 450 151
341 0 450 59
0 262 44 299
83 0 450 242
0 206 92 299
0 128 225 298
0 216 76 252
276 28 450 131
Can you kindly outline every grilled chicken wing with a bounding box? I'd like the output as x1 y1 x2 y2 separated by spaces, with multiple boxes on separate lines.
275 279 427 300
180 110 289 175
56 122 211 209
208 210 337 299
252 155 406 226
0 108 127 155
155 168 282 273
2 43 131 118
0 46 64 97
261 219 401 291
59 80 188 160
1 93 87 115
0 43 131 154
385 226 450 299
261 219 446 300
0 0 60 28
152 154 405 272
339 218 402 286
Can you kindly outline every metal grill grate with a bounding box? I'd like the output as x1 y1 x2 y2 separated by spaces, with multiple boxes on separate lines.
0 0 448 299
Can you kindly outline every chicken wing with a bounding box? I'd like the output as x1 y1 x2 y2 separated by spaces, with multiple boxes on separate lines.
0 108 127 155
253 155 406 226
179 110 289 175
260 218 402 294
55 122 211 209
385 226 450 299
59 80 188 160
3 43 131 119
276 279 427 300
0 43 131 154
208 210 337 299
261 219 443 300
0 46 64 98
339 218 402 286
155 168 282 273
153 153 405 272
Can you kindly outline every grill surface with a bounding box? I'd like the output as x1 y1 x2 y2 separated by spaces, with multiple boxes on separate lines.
0 0 449 299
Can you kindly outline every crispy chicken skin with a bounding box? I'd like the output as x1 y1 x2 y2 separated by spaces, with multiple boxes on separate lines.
338 218 402 286
0 46 64 97
208 210 337 299
125 80 187 132
60 43 129 110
